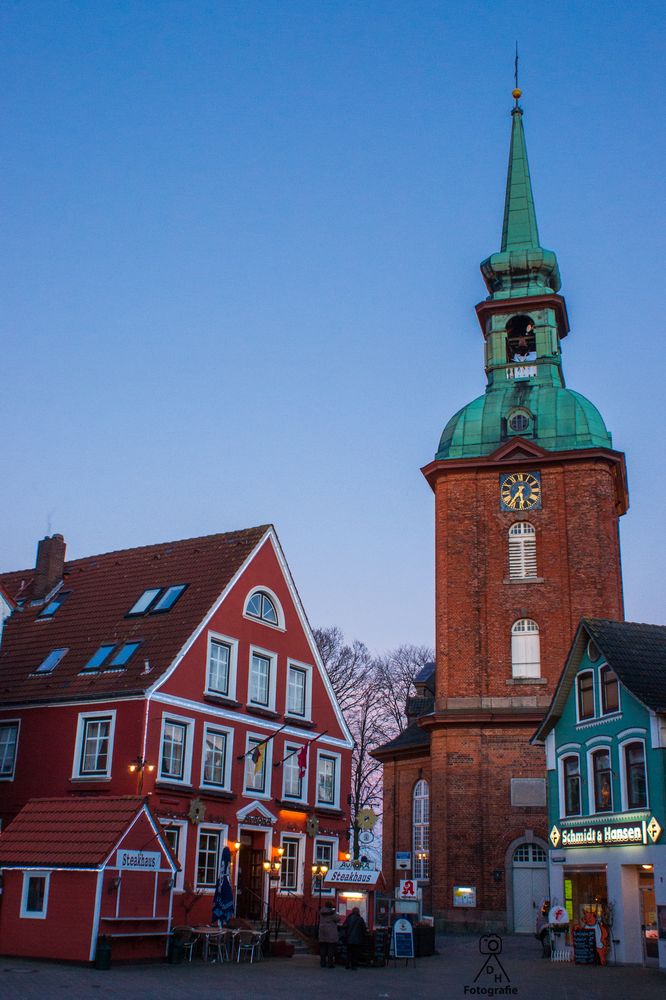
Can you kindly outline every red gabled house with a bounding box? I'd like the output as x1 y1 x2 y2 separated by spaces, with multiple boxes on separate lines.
0 526 353 956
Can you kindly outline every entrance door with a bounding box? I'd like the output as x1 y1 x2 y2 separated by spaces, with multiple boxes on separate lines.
640 873 657 966
235 841 264 920
512 843 549 933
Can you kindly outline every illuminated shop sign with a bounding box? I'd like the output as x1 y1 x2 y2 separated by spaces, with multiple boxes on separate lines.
550 816 662 849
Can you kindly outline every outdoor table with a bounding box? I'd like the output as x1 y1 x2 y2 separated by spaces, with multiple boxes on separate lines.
191 924 227 962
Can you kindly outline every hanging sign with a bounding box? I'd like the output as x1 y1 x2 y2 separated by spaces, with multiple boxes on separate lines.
395 851 411 871
398 879 417 900
324 860 380 885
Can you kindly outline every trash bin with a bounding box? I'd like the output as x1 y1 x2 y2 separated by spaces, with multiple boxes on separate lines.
94 935 112 970
168 932 185 964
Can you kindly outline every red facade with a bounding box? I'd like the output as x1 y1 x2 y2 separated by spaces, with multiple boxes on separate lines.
0 527 353 957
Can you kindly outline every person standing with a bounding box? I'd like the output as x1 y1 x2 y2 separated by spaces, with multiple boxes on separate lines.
343 906 366 970
318 903 339 968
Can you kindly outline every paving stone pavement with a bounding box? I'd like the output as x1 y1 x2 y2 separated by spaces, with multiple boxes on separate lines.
1 935 663 1000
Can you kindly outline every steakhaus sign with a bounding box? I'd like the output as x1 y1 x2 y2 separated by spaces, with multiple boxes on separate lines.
550 816 662 849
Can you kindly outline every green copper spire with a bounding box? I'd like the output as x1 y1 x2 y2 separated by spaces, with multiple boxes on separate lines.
501 102 540 250
480 89 561 299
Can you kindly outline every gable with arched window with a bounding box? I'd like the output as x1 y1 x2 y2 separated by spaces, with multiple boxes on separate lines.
508 522 537 579
244 589 283 627
412 779 430 880
511 619 540 678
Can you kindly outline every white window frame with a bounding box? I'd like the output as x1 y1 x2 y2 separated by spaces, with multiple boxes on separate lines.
72 709 116 780
160 819 188 892
243 586 285 630
511 619 540 678
20 870 51 919
576 670 596 723
557 751 582 818
586 743 614 815
619 736 649 812
248 645 277 711
0 719 20 781
316 749 341 809
200 722 234 791
158 713 194 786
282 741 307 803
312 836 338 896
412 778 430 881
508 522 537 579
195 822 229 890
285 660 312 720
279 832 306 895
205 631 238 700
243 732 272 799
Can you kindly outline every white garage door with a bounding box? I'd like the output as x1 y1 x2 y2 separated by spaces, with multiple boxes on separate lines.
512 843 549 933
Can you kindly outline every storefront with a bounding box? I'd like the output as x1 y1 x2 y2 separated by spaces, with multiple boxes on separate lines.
323 860 383 929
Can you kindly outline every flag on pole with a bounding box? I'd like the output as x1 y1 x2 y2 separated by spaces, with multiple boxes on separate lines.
251 741 265 775
297 745 308 778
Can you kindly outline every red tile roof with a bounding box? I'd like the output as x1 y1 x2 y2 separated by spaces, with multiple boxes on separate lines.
0 526 270 704
0 796 152 866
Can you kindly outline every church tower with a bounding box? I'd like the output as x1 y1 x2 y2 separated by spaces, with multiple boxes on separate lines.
375 87 628 931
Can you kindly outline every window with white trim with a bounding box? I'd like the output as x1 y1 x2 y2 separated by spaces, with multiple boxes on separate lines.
201 725 232 789
0 721 19 779
206 633 238 699
511 619 540 678
280 835 301 891
600 666 620 715
312 838 336 895
561 755 581 817
316 752 339 807
158 715 193 784
282 742 305 800
577 671 595 721
508 522 537 579
73 711 115 779
195 824 228 888
413 779 430 880
244 735 269 795
245 590 280 625
21 872 50 919
591 747 613 813
623 741 647 810
286 664 307 717
249 652 271 706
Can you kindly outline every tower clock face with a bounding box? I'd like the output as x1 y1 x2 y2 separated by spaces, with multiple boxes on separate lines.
500 471 542 511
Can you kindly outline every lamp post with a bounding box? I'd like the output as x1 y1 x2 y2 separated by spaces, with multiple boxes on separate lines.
262 858 282 952
311 863 329 928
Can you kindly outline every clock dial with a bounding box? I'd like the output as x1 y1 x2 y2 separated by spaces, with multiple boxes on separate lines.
500 471 542 511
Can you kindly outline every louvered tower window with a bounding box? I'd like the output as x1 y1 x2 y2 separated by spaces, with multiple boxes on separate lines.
508 522 537 579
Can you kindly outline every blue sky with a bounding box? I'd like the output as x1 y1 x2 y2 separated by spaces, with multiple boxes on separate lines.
1 2 664 650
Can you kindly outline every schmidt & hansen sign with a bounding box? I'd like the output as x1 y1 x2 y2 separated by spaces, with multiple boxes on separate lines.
550 815 661 849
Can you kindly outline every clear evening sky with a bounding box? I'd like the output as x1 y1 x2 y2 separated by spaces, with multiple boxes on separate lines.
1 2 664 651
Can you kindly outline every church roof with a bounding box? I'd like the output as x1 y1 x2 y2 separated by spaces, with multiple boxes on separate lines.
436 385 612 460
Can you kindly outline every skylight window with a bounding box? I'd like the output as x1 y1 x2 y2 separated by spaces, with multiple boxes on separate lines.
152 585 187 613
108 642 141 667
35 648 69 674
83 644 116 671
37 592 70 620
128 588 161 615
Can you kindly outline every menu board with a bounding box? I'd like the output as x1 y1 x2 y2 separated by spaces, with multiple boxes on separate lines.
373 927 389 966
572 928 596 965
392 918 415 960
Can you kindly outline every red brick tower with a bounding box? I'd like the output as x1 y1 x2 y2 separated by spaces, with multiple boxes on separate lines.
374 88 628 931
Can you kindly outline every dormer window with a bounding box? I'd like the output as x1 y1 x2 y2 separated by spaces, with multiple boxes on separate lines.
34 648 69 674
127 585 187 616
507 410 532 435
506 315 536 363
245 590 279 625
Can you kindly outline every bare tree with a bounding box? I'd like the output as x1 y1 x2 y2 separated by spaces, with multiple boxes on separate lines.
372 644 434 735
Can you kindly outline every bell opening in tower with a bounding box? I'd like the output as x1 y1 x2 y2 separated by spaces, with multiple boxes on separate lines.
506 315 536 363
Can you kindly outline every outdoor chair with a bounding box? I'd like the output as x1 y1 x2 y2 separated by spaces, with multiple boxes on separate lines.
172 926 198 962
236 928 261 963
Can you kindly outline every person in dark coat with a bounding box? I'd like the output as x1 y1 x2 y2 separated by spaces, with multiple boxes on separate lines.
318 903 339 968
342 906 366 970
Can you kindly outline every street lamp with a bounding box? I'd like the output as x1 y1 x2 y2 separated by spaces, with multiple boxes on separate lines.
263 857 282 951
311 863 329 924
128 755 155 795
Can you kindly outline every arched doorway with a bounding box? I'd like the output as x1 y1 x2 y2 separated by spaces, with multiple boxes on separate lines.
511 842 549 933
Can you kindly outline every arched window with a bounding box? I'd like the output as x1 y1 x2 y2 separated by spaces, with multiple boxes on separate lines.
511 619 540 678
508 523 537 579
592 748 613 813
562 755 581 816
412 779 430 880
624 742 647 810
245 590 279 625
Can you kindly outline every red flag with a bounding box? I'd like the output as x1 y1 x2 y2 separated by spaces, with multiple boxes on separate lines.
297 745 308 778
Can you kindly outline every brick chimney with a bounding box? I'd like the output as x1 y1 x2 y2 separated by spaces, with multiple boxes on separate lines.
33 534 66 600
